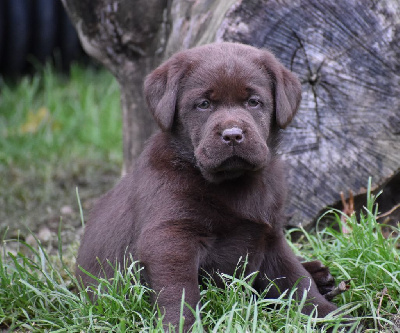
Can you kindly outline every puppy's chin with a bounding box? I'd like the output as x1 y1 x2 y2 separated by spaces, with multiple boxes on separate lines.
198 156 262 183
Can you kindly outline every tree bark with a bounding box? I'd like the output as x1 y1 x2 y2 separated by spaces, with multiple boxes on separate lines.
61 0 168 173
62 0 400 228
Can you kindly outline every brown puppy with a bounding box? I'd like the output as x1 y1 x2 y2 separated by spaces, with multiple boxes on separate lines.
77 42 337 330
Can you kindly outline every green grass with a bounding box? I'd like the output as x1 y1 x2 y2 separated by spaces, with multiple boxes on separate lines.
0 64 122 165
1 182 399 332
0 65 122 233
288 180 400 331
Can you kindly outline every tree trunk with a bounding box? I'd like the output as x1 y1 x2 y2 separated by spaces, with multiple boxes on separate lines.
61 0 168 173
62 0 400 228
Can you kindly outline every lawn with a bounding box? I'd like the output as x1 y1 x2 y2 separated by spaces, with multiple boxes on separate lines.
0 65 122 237
0 66 399 332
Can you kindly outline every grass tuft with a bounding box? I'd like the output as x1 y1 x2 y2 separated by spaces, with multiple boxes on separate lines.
288 178 400 331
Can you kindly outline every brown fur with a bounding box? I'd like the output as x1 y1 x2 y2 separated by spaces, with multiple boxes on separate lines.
77 42 337 330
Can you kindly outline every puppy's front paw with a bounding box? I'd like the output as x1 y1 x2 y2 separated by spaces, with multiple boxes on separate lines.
302 260 335 295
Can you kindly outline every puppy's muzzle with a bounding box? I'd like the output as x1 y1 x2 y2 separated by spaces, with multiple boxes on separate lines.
221 127 244 146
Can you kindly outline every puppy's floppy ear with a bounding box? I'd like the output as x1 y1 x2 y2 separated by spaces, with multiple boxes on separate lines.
144 55 188 131
260 51 302 129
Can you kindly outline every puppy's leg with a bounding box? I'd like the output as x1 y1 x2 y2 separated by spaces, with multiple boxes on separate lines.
255 235 337 317
302 260 336 295
138 224 200 331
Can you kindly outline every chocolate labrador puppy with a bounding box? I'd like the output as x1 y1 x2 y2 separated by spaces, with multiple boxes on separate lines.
77 42 337 330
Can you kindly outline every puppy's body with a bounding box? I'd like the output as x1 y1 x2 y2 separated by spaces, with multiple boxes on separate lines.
77 43 337 329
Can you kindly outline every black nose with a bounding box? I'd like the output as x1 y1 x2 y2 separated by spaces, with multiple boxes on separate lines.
221 127 244 145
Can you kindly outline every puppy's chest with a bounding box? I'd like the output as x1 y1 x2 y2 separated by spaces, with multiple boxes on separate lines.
198 221 271 274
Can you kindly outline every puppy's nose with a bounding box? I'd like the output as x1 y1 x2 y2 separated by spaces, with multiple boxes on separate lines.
221 127 244 145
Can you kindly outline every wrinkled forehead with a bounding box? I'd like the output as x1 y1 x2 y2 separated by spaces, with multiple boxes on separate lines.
182 52 272 100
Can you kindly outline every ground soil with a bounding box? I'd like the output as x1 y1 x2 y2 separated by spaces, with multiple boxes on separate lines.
0 160 121 257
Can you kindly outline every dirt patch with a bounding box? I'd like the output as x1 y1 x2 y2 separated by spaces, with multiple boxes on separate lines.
0 159 121 256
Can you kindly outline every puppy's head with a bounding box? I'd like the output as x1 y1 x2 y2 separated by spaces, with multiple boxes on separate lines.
144 42 301 183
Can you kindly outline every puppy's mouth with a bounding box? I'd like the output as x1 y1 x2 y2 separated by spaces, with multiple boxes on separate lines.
213 156 256 173
199 156 259 182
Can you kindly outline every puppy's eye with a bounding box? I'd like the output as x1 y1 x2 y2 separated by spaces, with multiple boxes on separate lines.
197 100 211 110
247 98 261 108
